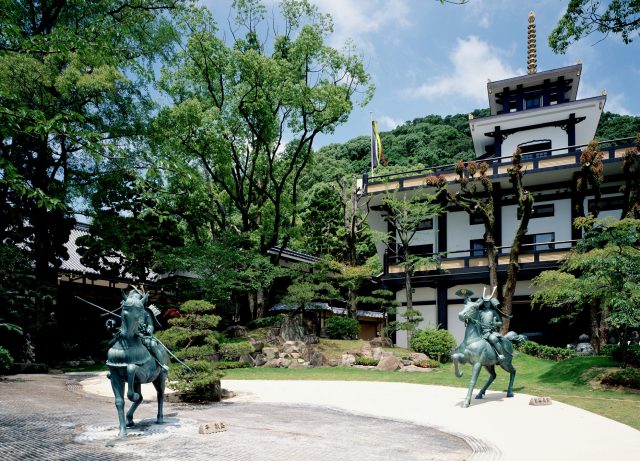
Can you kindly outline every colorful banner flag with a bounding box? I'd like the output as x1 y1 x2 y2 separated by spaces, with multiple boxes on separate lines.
371 120 386 171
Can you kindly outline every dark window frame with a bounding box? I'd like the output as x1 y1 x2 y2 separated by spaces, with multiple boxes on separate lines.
416 218 434 230
519 139 552 161
588 195 625 213
518 203 555 220
469 213 484 225
522 232 555 252
470 239 486 257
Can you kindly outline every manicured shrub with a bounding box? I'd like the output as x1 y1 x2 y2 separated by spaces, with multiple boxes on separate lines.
517 340 576 361
599 344 620 357
324 316 360 339
612 344 640 367
209 361 251 370
601 368 640 390
246 315 284 329
414 358 441 368
0 346 14 375
156 300 223 401
219 341 254 361
410 328 457 362
354 357 379 366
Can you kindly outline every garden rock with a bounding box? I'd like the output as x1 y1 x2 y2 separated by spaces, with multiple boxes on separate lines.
264 358 291 368
409 352 429 362
341 353 356 367
308 350 327 367
372 347 384 360
370 337 393 348
376 355 401 371
399 364 434 372
361 343 372 358
248 338 264 352
224 325 248 338
576 342 594 355
262 347 279 360
239 354 254 365
282 340 306 355
303 334 320 344
253 353 267 367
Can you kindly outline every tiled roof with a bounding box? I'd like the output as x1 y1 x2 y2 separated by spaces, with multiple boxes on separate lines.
60 226 101 275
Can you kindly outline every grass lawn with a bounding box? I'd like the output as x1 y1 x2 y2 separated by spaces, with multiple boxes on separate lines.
223 353 640 430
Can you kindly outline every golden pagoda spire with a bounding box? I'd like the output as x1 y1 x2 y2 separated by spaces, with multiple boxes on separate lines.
527 11 537 74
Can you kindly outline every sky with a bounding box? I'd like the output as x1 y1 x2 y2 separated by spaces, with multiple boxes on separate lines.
204 0 640 148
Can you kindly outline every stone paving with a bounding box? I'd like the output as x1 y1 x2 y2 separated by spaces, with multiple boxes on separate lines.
0 374 477 460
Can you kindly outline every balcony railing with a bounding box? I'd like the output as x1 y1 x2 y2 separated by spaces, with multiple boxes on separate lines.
383 239 577 275
364 137 637 195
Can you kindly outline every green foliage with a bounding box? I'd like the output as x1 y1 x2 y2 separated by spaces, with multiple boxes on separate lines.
156 300 225 401
516 340 576 361
247 315 284 329
155 0 373 254
600 344 620 357
532 218 640 352
354 357 379 366
167 360 224 402
208 361 251 370
595 112 640 140
601 368 640 390
409 328 457 362
219 341 254 361
612 344 640 368
413 358 441 369
0 346 14 375
550 0 640 53
324 316 360 339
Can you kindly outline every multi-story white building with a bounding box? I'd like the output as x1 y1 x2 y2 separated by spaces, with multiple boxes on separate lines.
363 14 636 347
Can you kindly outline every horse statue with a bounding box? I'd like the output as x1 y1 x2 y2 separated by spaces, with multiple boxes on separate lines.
451 287 526 408
106 289 169 436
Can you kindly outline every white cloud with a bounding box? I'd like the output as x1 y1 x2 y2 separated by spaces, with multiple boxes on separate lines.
579 80 632 115
404 36 522 103
311 0 410 51
378 115 401 130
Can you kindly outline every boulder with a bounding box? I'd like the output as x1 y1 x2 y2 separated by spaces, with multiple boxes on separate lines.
376 355 401 371
264 358 291 368
224 325 248 338
372 347 384 360
262 347 279 360
361 343 372 358
576 342 594 356
282 340 306 355
308 350 327 368
409 352 429 362
303 334 320 344
248 338 264 353
370 337 393 348
253 353 267 367
288 360 303 369
239 354 254 365
399 364 434 373
341 353 356 367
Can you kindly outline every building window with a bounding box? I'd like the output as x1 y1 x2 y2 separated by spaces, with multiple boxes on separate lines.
588 196 624 213
469 213 483 225
409 244 434 256
518 203 555 220
525 96 541 110
519 139 552 160
522 232 555 252
470 239 486 257
417 219 433 230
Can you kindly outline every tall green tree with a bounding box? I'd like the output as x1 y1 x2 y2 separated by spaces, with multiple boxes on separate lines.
532 217 640 355
0 0 183 354
155 0 373 253
550 0 640 53
377 180 446 339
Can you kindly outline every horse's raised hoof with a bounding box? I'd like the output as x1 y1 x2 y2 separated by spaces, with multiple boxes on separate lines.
475 393 484 400
126 420 135 428
128 392 140 402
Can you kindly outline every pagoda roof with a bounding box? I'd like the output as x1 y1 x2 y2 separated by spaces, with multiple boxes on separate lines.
487 64 582 115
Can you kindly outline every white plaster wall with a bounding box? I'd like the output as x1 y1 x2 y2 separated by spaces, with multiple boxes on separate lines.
501 126 567 161
409 228 436 247
395 287 437 348
446 211 484 256
368 210 389 262
501 199 572 248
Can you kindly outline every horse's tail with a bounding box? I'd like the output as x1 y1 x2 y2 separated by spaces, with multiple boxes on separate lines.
451 352 464 378
504 331 527 344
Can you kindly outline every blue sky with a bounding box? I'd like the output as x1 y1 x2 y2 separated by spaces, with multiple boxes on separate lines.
205 1 640 148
